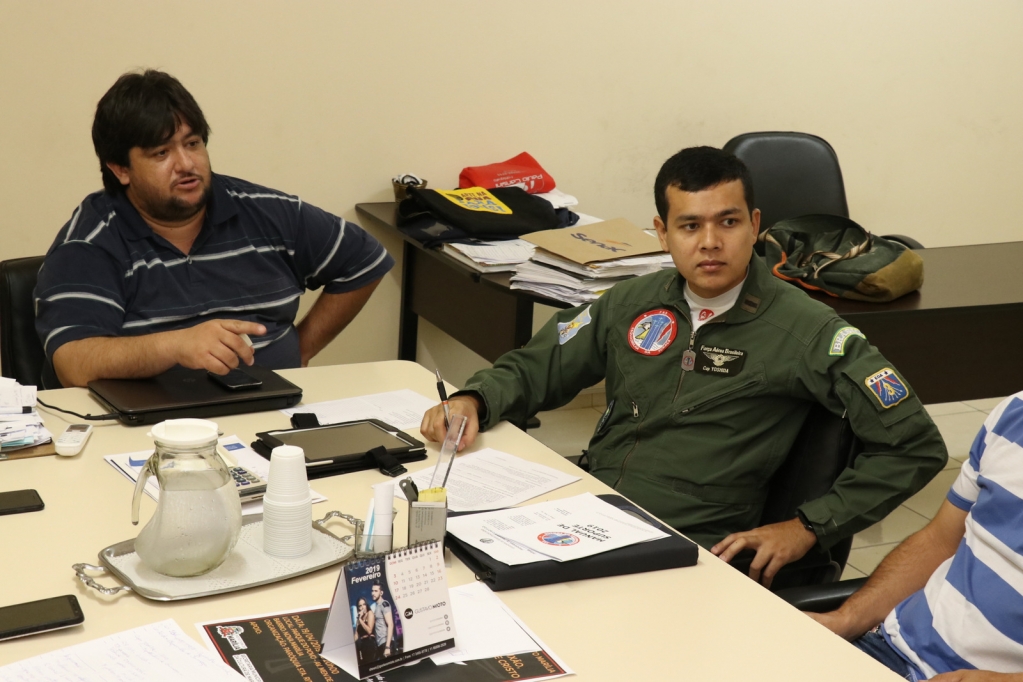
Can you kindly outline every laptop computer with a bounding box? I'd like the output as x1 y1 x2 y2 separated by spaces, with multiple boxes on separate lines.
88 365 303 426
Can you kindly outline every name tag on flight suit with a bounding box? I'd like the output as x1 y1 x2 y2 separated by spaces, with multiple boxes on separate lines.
695 345 747 377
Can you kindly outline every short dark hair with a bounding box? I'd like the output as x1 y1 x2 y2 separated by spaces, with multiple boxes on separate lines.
654 146 754 221
92 69 210 194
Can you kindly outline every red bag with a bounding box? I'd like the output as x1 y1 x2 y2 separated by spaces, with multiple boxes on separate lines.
458 152 556 194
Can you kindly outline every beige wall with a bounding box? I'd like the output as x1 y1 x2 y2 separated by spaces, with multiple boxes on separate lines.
2 1 1020 385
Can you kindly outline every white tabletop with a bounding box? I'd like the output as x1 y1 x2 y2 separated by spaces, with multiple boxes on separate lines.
0 360 898 679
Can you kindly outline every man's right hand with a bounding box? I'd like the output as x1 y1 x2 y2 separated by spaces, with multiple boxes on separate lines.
170 319 266 374
420 394 480 451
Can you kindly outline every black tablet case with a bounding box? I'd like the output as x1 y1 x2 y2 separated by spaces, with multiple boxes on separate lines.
251 419 427 480
446 493 699 591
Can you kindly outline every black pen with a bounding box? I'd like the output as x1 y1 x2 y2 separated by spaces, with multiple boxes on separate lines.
435 369 451 424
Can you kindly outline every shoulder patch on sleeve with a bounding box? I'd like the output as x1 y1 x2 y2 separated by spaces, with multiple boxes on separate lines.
829 326 866 356
557 306 592 345
865 368 909 408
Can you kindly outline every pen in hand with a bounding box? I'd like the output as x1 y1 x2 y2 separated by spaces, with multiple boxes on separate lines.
435 369 451 426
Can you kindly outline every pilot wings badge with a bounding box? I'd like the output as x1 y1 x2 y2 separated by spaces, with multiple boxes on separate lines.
695 345 747 377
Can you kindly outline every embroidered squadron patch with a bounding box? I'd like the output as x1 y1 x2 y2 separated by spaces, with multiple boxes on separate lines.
557 306 592 345
865 368 910 408
829 326 866 356
628 309 677 356
695 345 747 377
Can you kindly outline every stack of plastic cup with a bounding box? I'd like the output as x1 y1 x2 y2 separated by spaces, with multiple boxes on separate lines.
262 445 312 558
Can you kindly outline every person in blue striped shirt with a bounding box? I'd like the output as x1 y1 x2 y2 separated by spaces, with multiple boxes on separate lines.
810 392 1023 680
35 70 394 388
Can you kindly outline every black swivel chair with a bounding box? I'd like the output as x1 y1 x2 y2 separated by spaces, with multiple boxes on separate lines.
723 131 923 250
0 256 47 387
727 401 863 591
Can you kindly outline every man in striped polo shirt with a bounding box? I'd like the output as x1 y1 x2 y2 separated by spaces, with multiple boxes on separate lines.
810 392 1023 679
35 70 393 389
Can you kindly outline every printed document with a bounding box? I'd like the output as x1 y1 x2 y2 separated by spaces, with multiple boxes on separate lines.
461 493 669 563
388 448 581 512
281 389 435 431
0 619 243 682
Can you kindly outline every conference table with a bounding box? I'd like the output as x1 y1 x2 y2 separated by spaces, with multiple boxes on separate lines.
358 201 1023 404
0 361 899 680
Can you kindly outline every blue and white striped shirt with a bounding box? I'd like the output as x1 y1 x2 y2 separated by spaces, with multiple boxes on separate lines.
35 174 394 388
883 392 1023 678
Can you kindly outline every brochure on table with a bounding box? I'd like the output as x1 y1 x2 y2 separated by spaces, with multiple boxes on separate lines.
320 541 456 679
447 492 669 564
281 389 436 431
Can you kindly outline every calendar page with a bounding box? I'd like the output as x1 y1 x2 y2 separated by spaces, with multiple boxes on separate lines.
321 541 456 680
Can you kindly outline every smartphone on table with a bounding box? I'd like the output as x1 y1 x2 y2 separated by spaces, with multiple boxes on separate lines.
0 595 84 641
0 489 44 516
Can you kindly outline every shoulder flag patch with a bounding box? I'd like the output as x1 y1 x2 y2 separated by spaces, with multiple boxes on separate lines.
865 368 909 408
829 326 866 356
557 306 592 345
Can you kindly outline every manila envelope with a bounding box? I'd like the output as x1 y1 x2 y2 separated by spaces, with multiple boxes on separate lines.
522 218 663 265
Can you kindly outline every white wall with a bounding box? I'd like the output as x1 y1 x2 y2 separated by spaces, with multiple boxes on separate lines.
2 1 1020 384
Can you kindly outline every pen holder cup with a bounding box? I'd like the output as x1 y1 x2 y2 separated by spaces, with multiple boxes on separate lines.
392 178 427 202
408 499 447 545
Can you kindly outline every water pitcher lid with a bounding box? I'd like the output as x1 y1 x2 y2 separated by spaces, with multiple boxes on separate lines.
149 419 220 447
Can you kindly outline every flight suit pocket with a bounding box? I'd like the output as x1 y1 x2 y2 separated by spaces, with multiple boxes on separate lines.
671 364 767 422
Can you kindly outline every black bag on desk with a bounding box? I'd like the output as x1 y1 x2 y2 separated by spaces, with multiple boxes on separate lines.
446 494 699 591
398 186 561 240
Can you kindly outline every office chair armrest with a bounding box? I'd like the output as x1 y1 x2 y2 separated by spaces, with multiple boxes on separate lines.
774 577 868 612
881 234 924 250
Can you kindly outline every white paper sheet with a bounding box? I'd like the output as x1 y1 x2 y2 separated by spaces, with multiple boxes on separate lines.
281 389 436 431
489 493 669 562
0 619 244 682
429 582 540 665
446 508 552 565
387 448 581 513
103 436 327 516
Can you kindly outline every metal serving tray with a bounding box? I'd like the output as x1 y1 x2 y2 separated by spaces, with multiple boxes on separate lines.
73 511 360 601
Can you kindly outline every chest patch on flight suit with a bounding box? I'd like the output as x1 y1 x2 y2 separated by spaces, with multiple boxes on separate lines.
865 368 910 408
628 309 677 356
829 326 866 356
557 306 592 345
695 345 747 376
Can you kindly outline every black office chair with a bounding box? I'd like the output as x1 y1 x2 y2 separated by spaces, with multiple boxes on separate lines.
0 256 47 387
776 576 869 612
727 401 863 591
723 132 923 250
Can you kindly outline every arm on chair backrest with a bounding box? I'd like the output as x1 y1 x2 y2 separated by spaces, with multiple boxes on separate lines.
0 256 47 387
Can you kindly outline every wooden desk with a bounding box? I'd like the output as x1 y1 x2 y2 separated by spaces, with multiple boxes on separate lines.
0 361 899 680
358 201 1023 403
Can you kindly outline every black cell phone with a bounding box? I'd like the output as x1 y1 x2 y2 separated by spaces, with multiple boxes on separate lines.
207 368 263 391
0 489 44 516
0 595 84 641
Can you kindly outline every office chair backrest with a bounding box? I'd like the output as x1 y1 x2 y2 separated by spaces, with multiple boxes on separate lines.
723 132 849 230
0 256 47 387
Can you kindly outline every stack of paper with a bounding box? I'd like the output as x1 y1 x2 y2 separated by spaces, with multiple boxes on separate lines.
442 238 536 273
0 377 52 452
512 218 673 305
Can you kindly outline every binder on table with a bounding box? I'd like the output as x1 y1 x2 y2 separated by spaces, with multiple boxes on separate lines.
446 493 699 591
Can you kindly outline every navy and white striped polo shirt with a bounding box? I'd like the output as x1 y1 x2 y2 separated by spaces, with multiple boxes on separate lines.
35 173 394 388
883 392 1023 678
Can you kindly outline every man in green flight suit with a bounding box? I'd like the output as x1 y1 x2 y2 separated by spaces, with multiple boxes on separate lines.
421 147 946 587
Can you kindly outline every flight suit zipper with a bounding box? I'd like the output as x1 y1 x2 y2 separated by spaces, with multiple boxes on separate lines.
678 374 762 415
672 328 698 402
612 399 641 490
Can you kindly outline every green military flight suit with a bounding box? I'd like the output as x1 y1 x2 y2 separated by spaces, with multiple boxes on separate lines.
462 256 946 551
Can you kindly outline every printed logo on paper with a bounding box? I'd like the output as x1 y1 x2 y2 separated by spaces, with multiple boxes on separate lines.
558 306 592 345
436 187 513 214
216 625 248 651
865 368 910 408
698 308 714 322
628 309 677 356
538 532 580 546
829 326 866 356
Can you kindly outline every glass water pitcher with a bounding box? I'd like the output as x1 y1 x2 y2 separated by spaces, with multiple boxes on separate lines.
130 419 242 577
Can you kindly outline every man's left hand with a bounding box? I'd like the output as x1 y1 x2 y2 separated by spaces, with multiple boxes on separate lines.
711 518 817 588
